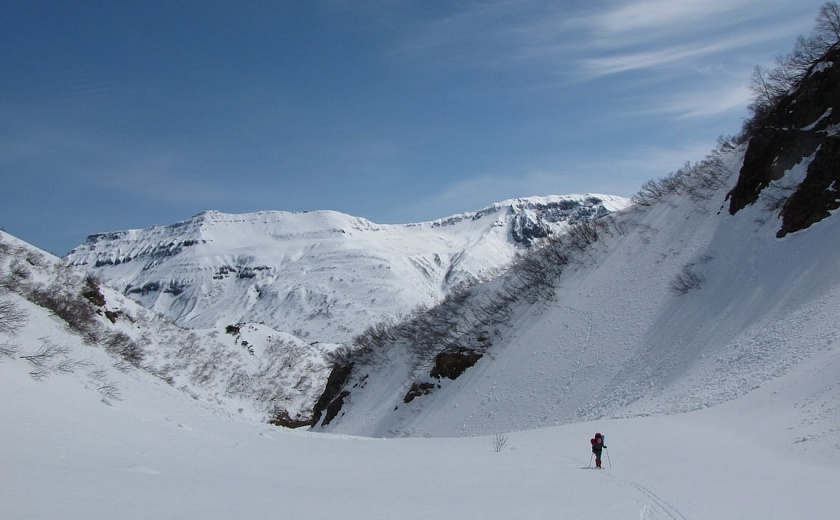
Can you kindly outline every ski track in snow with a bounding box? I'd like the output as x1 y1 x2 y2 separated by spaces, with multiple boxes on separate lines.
566 453 688 520
600 471 688 520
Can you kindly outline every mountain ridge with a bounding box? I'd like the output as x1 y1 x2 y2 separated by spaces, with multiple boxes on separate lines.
66 194 630 343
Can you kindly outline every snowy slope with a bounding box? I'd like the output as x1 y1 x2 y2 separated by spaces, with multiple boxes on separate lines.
65 195 629 343
317 145 840 439
0 232 339 425
2 283 839 520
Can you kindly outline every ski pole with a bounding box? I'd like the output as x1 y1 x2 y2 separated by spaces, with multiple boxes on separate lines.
605 447 612 468
588 452 593 468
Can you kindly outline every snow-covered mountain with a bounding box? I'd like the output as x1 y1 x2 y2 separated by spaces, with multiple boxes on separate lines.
65 195 629 343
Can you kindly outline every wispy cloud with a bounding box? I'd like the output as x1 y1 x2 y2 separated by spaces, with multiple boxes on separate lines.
583 0 752 42
398 0 814 78
580 19 809 77
638 82 753 120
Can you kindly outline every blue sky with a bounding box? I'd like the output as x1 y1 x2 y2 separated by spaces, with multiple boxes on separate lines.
0 0 827 255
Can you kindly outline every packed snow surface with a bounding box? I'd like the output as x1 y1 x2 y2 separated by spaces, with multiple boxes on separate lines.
2 330 838 519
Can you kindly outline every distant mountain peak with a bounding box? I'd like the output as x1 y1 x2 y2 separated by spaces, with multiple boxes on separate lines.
65 194 631 342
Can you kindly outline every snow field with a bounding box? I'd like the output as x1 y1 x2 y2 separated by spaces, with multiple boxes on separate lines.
2 329 839 520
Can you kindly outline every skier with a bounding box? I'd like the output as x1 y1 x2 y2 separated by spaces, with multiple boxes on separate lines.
590 432 606 468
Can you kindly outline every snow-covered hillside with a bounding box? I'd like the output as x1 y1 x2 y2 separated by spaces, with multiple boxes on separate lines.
316 144 840 438
0 231 339 426
65 195 629 343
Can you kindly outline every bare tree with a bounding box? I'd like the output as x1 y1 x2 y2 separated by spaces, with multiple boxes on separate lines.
815 2 840 46
743 2 840 138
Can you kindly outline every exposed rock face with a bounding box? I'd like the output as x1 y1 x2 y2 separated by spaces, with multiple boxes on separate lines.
778 136 840 237
310 363 354 427
429 348 483 380
728 47 840 237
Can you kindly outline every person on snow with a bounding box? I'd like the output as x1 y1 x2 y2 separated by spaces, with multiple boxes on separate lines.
590 432 606 468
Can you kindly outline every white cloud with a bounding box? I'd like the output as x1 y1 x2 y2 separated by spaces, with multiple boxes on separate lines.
585 0 752 39
394 0 815 85
581 41 734 76
580 16 808 77
654 82 753 120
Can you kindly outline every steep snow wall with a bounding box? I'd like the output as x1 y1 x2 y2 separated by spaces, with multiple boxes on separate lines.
318 147 840 437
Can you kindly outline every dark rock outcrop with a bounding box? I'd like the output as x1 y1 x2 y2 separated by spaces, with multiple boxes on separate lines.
310 363 354 427
728 47 840 236
429 347 483 380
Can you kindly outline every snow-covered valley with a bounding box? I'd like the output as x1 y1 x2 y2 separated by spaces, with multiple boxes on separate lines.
3 141 839 518
4 17 840 520
2 314 838 519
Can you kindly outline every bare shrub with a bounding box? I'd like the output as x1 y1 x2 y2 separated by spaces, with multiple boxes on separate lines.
176 333 203 359
225 369 253 395
512 253 556 303
632 167 693 206
7 259 31 284
671 265 705 295
103 331 145 366
20 339 73 380
24 250 48 269
55 356 91 374
97 381 122 401
0 297 28 335
190 346 227 385
112 359 133 373
564 220 599 251
492 433 509 453
29 367 50 381
29 285 99 342
20 340 71 368
88 367 109 382
347 320 398 366
324 344 356 368
0 342 20 360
